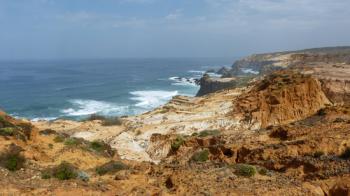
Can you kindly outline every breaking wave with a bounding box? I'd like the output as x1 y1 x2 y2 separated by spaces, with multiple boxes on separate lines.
61 99 129 116
129 90 178 109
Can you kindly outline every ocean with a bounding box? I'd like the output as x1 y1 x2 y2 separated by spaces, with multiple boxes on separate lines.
0 58 233 121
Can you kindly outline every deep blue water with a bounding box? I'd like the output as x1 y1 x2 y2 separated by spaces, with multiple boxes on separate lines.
0 58 233 120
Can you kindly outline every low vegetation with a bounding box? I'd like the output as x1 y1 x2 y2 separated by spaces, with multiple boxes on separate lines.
89 140 114 156
191 149 209 162
64 137 81 146
171 136 185 151
257 167 268 176
0 127 15 136
42 162 78 180
0 115 13 127
0 115 32 141
198 130 220 137
234 164 256 177
85 114 123 126
0 145 25 171
95 161 128 176
52 134 115 157
53 135 65 143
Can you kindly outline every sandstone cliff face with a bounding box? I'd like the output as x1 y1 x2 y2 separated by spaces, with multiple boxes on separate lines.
233 71 331 129
321 79 350 105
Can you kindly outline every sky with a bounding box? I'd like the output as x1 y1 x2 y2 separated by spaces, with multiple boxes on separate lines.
0 0 350 59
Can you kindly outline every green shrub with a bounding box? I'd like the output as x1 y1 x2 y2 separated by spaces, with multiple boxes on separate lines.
52 162 77 180
87 140 114 157
198 130 220 137
191 149 209 162
53 135 65 143
0 127 15 136
171 136 185 151
85 114 122 126
101 117 123 126
191 132 198 136
234 164 256 177
89 140 106 152
258 167 268 176
64 138 80 146
0 116 13 127
4 154 25 171
41 171 51 179
340 147 350 159
96 161 128 176
0 146 25 171
85 114 107 121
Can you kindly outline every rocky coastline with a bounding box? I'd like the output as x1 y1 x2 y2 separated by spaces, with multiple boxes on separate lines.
1 46 350 195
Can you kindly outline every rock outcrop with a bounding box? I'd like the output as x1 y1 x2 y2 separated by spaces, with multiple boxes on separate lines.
196 74 237 96
224 46 350 77
233 71 331 128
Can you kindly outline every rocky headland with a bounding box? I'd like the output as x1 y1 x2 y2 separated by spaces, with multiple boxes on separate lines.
1 47 350 195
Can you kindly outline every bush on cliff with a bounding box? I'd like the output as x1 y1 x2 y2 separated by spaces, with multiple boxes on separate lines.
0 127 15 136
42 162 78 180
234 164 256 177
89 140 115 156
0 145 25 171
191 149 209 162
96 161 128 176
64 137 82 146
171 136 185 151
85 114 123 126
53 135 65 143
0 115 32 141
199 130 220 137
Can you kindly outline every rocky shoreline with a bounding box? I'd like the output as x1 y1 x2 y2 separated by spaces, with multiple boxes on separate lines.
1 46 350 195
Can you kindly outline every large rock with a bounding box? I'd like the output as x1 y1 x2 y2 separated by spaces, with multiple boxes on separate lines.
196 74 237 96
233 71 331 129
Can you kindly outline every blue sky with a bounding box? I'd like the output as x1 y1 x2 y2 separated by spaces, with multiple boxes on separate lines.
0 0 350 59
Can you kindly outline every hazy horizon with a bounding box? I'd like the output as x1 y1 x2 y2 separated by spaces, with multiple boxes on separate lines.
1 0 350 60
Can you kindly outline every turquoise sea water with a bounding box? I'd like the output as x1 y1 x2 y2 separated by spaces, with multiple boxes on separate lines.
0 58 233 120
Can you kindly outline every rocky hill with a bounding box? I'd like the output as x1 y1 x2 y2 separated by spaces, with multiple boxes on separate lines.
1 48 350 195
196 46 350 96
229 46 350 76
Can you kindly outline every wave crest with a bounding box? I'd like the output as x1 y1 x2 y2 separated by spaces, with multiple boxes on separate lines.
130 90 178 109
61 99 129 116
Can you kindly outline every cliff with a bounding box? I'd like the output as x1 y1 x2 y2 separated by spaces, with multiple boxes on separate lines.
196 46 350 97
2 48 350 195
228 46 350 76
233 71 331 129
196 74 237 96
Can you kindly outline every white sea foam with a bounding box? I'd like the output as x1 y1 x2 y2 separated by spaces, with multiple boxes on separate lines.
130 90 178 109
61 99 129 116
188 70 205 74
169 76 198 87
241 68 259 75
206 73 222 78
31 117 58 122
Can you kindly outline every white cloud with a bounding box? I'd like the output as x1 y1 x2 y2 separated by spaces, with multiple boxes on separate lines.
165 9 183 20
